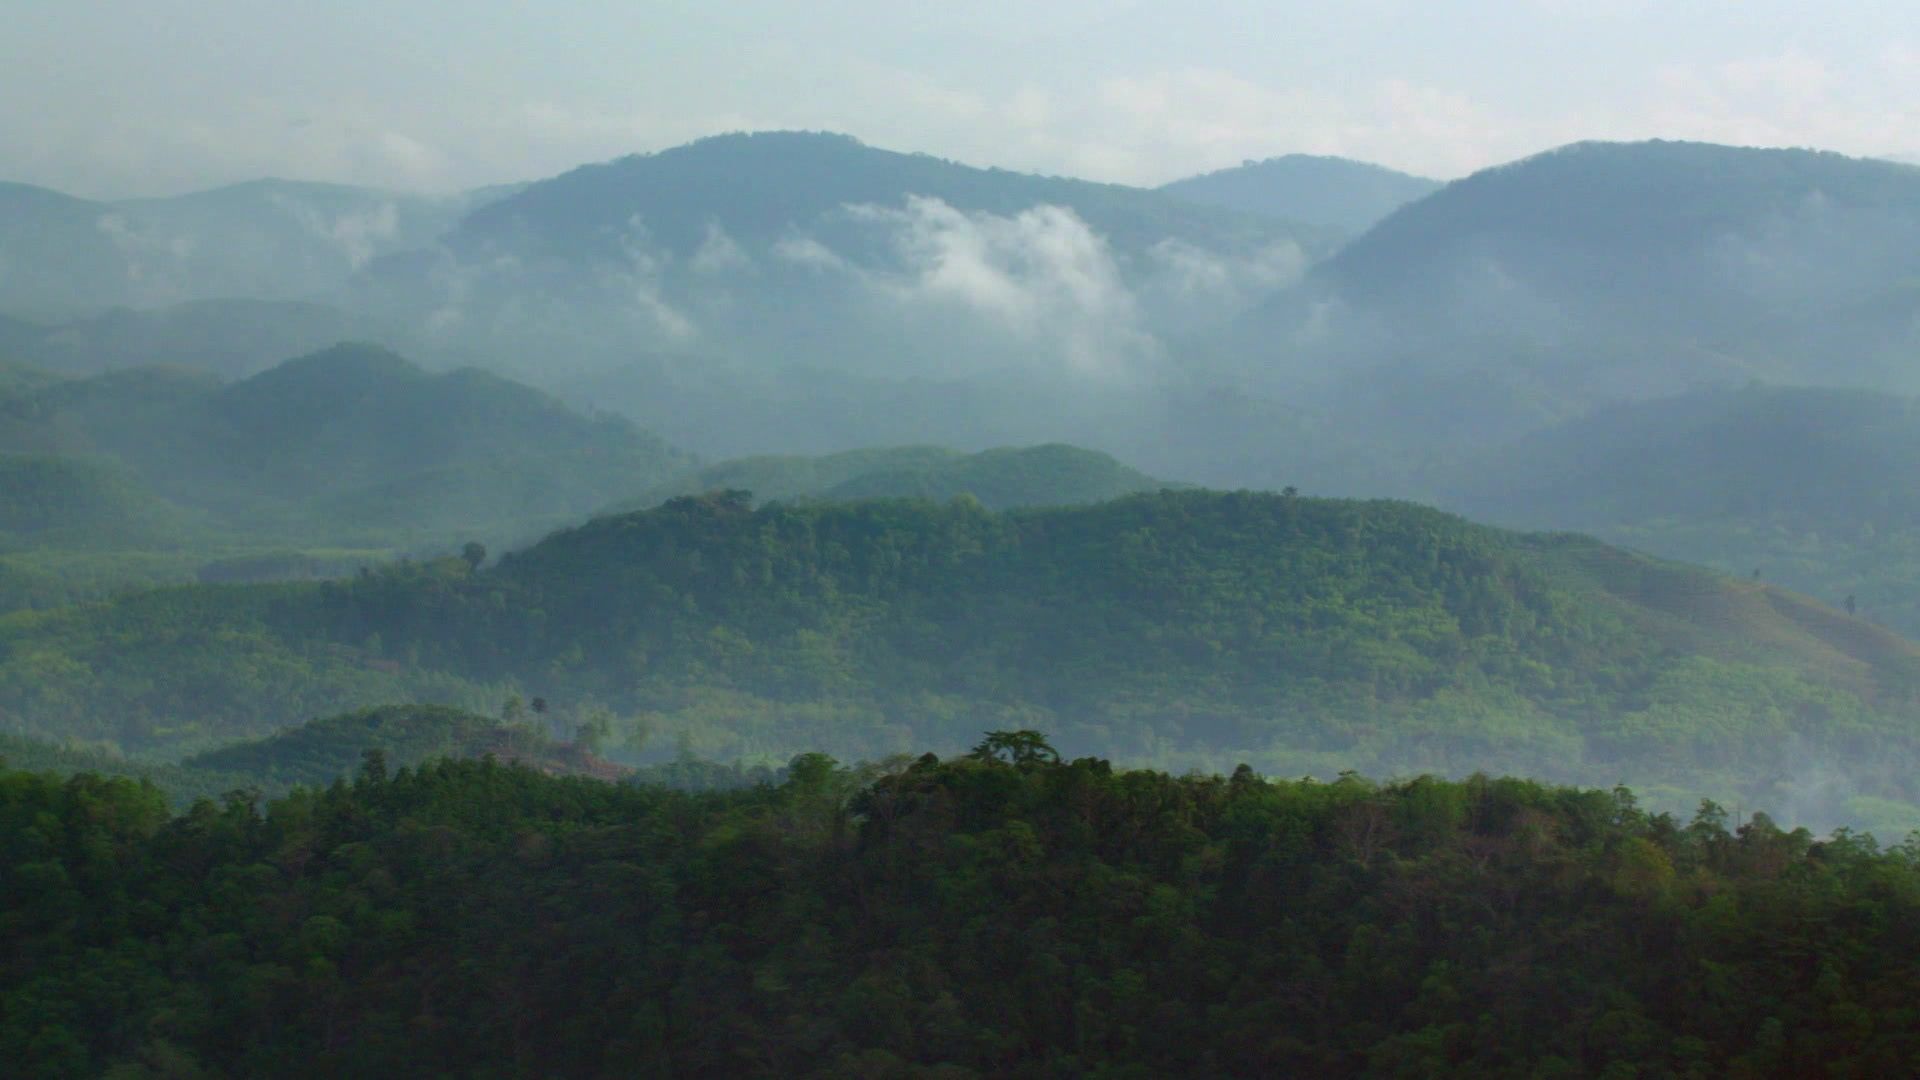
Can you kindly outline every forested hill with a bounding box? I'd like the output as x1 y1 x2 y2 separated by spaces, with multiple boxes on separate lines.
0 343 689 542
1306 141 1920 388
9 749 1920 1075
1439 383 1920 636
442 130 1334 261
7 489 1920 823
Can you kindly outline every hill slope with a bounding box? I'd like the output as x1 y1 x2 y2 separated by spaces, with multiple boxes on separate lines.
183 704 623 788
1235 141 1920 460
353 132 1343 457
0 177 512 318
1161 154 1441 231
0 454 201 549
0 343 689 544
1443 383 1920 636
4 490 1917 820
614 443 1175 513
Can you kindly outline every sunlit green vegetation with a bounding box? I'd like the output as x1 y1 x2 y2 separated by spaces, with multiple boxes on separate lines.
4 490 1917 825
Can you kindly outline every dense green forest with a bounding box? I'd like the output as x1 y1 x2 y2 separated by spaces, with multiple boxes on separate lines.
6 489 1919 828
8 744 1920 1076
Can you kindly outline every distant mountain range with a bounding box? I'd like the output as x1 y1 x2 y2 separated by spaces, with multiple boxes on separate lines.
1160 154 1441 231
1440 383 1920 637
0 178 515 320
9 131 1920 670
1245 140 1920 448
0 343 686 549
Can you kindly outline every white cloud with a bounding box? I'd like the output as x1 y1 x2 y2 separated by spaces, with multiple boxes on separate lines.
834 197 1160 377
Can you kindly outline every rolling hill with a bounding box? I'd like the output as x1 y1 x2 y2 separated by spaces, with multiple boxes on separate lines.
612 443 1175 513
1233 141 1920 461
0 177 514 319
1160 154 1442 231
0 454 202 549
15 298 393 379
0 342 689 542
351 131 1345 457
3 489 1917 823
182 704 623 788
1441 383 1920 637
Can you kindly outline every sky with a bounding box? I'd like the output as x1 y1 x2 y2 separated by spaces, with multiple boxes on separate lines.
4 0 1917 198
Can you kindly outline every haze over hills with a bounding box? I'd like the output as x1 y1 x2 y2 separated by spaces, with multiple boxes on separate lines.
0 177 514 320
11 298 391 379
1239 140 1920 459
346 131 1344 455
6 131 1920 828
1441 383 1920 637
1160 154 1443 232
6 489 1919 827
610 443 1176 514
0 343 685 536
0 345 694 615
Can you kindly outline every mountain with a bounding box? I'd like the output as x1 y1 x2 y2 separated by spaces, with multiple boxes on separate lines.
1160 154 1442 231
443 130 1331 263
612 443 1175 513
0 343 689 549
352 131 1344 458
0 183 138 320
0 177 515 319
15 298 393 379
110 179 511 301
1441 383 1920 636
5 489 1917 823
1234 141 1920 464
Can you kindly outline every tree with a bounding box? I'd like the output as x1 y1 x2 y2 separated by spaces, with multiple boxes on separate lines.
970 730 1060 767
461 541 487 572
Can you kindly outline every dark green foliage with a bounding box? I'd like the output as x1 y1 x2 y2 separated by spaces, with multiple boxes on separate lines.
7 752 1920 1076
1160 153 1441 231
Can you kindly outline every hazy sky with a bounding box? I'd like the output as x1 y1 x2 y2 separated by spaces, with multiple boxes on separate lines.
5 1 1917 198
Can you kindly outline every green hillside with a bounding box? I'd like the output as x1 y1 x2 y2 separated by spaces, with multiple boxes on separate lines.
615 443 1174 513
4 489 1917 822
